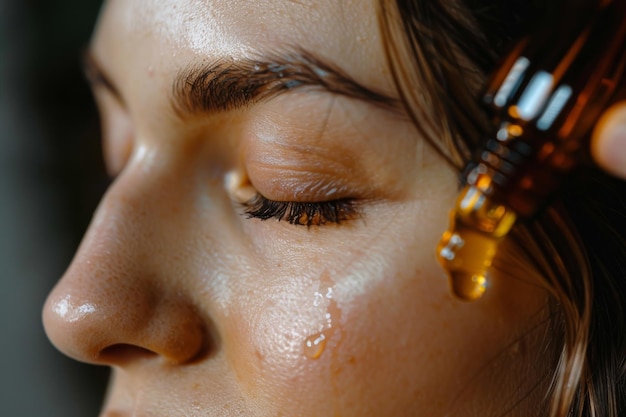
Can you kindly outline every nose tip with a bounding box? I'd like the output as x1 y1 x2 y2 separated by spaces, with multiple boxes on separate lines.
43 293 100 362
42 167 213 368
43 289 207 366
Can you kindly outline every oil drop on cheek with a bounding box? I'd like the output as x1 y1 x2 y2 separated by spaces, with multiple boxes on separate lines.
303 279 342 360
304 333 327 359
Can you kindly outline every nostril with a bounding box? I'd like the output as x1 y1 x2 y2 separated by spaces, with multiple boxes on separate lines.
43 282 211 366
99 344 159 364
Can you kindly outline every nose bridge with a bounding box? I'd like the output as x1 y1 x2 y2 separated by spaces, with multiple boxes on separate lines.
43 158 208 366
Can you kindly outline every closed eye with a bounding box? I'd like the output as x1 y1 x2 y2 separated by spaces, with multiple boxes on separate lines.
243 193 360 227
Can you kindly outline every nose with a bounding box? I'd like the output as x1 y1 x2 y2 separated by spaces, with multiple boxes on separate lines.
43 172 208 366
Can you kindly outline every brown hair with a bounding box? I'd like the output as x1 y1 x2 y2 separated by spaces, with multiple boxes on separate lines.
378 0 626 415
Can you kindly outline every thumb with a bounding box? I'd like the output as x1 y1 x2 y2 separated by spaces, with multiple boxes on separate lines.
591 101 626 180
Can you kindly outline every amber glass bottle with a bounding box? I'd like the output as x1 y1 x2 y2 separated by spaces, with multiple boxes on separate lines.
437 0 626 300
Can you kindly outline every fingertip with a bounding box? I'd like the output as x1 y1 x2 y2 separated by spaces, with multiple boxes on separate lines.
591 102 626 179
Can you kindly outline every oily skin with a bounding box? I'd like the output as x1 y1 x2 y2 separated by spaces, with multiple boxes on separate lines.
43 0 554 416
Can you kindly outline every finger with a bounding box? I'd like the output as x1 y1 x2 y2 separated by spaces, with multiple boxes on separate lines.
591 101 626 180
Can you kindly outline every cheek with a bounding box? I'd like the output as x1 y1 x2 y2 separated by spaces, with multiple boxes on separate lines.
218 226 548 416
322 265 534 416
221 273 342 415
221 260 452 415
326 255 462 414
214 214 449 414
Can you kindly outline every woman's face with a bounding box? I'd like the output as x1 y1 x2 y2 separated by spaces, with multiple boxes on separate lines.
44 0 552 415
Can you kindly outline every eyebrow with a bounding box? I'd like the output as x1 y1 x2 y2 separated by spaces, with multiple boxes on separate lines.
171 48 401 117
82 48 401 117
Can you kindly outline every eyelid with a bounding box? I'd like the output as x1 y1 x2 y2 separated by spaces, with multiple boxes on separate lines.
241 98 406 202
258 175 356 202
243 153 362 202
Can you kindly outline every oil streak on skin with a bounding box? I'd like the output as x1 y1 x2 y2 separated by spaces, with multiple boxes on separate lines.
303 272 342 360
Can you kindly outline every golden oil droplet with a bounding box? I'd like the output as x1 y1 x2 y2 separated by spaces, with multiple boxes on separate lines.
304 332 327 359
449 272 487 301
437 185 517 301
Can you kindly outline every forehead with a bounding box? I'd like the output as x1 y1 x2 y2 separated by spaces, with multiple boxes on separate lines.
91 0 394 98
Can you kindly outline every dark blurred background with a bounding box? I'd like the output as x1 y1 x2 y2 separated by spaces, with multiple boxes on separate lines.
1 0 110 415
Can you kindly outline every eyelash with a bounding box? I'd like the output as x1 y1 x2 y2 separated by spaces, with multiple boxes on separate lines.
243 194 359 226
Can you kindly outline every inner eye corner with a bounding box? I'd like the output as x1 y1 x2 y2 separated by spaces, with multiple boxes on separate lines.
225 169 256 203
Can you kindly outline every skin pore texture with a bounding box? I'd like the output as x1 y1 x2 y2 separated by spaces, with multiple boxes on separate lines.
42 0 559 416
